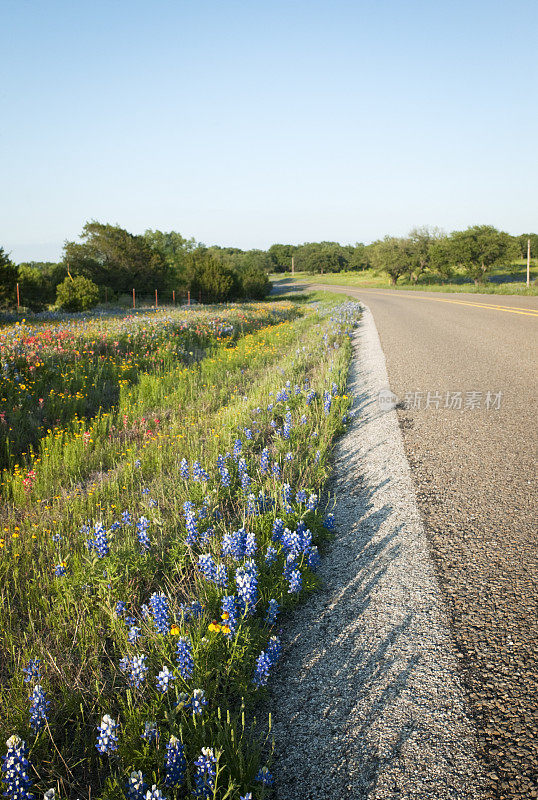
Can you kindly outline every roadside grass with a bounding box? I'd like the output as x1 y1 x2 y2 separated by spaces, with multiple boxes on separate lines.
0 293 361 799
270 262 538 295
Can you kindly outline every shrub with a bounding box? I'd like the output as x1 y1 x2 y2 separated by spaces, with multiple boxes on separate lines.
240 268 271 299
56 275 99 311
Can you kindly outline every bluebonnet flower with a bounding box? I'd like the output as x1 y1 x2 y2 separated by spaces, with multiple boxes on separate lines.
136 516 151 552
266 636 282 665
2 736 33 800
314 449 321 463
185 512 198 546
235 561 258 614
134 459 141 468
44 789 55 800
265 545 277 566
222 528 246 561
29 684 49 732
183 500 195 515
265 599 280 625
141 604 151 619
244 428 253 440
285 451 293 461
270 419 277 429
193 748 217 798
255 766 274 786
244 531 257 556
324 513 335 530
272 462 280 478
241 472 251 491
300 414 308 424
122 510 132 525
240 795 252 800
307 546 321 570
198 553 216 582
214 563 228 588
51 533 61 543
311 431 318 439
128 625 141 643
267 402 274 411
307 493 318 511
142 487 150 496
125 615 137 626
331 382 338 395
156 666 175 694
164 735 186 787
260 448 269 474
246 493 257 516
281 527 301 554
233 439 242 459
272 518 285 542
179 458 189 479
129 655 148 689
148 498 158 508
22 659 41 683
116 600 126 616
324 394 332 415
253 650 272 687
192 461 202 480
190 600 203 618
283 422 291 439
221 596 238 637
96 714 118 754
282 483 293 503
141 721 158 743
190 689 207 715
149 593 169 635
219 466 230 486
145 787 166 800
276 388 289 402
198 525 214 546
93 523 110 558
288 570 302 594
216 454 225 469
294 383 301 395
110 520 122 533
176 637 194 680
54 563 66 577
126 770 147 800
306 390 316 405
296 489 307 503
119 657 130 673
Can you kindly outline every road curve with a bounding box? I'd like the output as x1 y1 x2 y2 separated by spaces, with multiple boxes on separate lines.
305 285 538 799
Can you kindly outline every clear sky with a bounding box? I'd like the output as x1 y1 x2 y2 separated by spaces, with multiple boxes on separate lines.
2 0 537 262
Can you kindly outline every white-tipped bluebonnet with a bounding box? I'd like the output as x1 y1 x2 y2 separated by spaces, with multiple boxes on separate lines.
265 599 279 625
285 451 293 461
323 395 332 414
192 460 202 480
22 659 41 683
96 714 118 754
240 794 253 800
233 439 242 459
119 657 130 673
323 513 335 530
244 428 253 440
128 625 141 644
52 533 61 543
185 512 198 546
221 528 245 561
253 650 272 688
296 489 307 503
221 596 238 638
240 472 251 491
260 448 269 474
156 666 175 694
2 735 33 800
128 655 148 689
122 510 132 525
164 735 186 787
141 721 158 743
307 545 321 570
283 422 291 439
282 483 292 503
189 689 207 715
176 637 194 680
149 593 169 635
116 600 126 616
93 523 110 558
126 770 147 800
307 493 318 511
136 517 151 553
144 786 166 800
266 636 282 666
331 382 338 395
179 458 189 479
265 545 277 566
255 766 274 786
219 466 230 486
246 493 257 516
54 563 66 577
29 684 49 733
314 449 321 463
288 569 302 594
244 531 257 556
306 390 316 405
235 561 258 614
272 462 280 478
193 747 217 798
198 553 216 582
300 414 308 424
214 563 228 588
272 518 285 542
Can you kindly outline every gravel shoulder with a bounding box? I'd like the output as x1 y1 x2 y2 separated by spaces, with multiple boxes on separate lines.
271 306 488 799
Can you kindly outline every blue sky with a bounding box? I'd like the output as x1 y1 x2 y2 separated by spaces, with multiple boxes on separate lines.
2 0 537 262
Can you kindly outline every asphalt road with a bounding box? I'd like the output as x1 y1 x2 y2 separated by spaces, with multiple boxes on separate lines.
305 285 538 799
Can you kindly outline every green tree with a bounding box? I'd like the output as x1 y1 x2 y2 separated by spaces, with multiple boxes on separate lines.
186 251 240 303
348 243 371 271
64 222 170 294
407 226 446 283
445 225 518 284
240 268 271 299
268 244 297 272
143 229 197 289
294 242 349 273
56 275 100 311
369 236 412 285
515 233 538 260
0 247 17 308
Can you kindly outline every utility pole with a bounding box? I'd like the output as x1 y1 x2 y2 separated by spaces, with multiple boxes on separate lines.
527 237 531 287
291 256 295 276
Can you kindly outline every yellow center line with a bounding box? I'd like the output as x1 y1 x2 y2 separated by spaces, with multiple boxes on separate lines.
344 289 538 317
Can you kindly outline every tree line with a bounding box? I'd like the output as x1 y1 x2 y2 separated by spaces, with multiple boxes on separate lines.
1 222 536 311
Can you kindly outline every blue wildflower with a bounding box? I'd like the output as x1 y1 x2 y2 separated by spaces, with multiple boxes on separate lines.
193 748 217 798
265 599 280 625
314 449 321 463
1 736 33 800
306 390 316 405
235 561 258 614
141 721 158 743
282 483 293 503
288 569 302 594
128 625 141 643
214 563 228 588
29 684 49 733
164 735 186 787
156 666 175 694
176 637 194 680
285 451 293 461
185 512 198 546
93 523 110 558
253 650 272 687
265 545 277 566
266 635 282 665
296 489 307 503
126 770 147 800
244 531 257 556
136 516 151 552
324 513 335 530
272 518 285 542
260 448 269 474
307 493 318 511
190 689 207 715
128 655 148 689
54 563 66 577
149 593 169 635
244 428 253 440
179 458 189 479
221 596 238 637
324 395 332 414
241 472 251 491
145 787 166 800
219 467 230 486
96 714 118 754
255 766 274 786
22 659 41 683
300 414 308 424
116 600 126 616
307 545 321 570
198 553 216 582
122 510 132 525
192 461 202 480
272 462 280 478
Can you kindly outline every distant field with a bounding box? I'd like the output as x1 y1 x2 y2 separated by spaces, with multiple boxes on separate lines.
271 261 538 296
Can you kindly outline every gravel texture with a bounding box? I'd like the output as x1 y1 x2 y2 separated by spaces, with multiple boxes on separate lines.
271 306 488 799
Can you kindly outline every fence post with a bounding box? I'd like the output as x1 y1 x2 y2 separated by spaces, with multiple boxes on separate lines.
16 283 20 310
187 290 190 306
173 289 176 305
133 288 136 308
199 290 201 304
155 289 158 308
